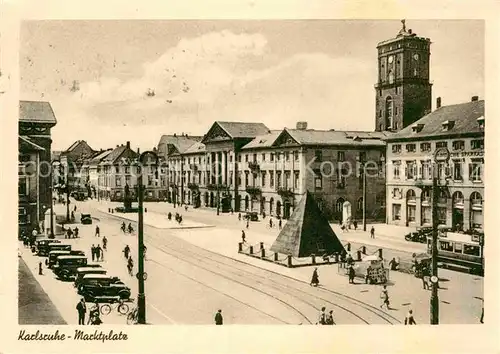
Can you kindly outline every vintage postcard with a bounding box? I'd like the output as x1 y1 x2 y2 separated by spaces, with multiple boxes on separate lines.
1 0 499 353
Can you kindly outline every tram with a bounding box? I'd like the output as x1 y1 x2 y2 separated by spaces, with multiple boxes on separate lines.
427 229 484 276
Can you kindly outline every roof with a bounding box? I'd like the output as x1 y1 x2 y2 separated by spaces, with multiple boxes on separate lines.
89 149 113 164
19 101 57 124
19 135 45 151
241 130 282 150
387 100 485 141
76 267 107 272
216 121 270 138
283 129 388 147
270 191 346 257
82 274 112 279
51 151 62 161
100 145 138 164
65 140 82 152
158 135 200 154
183 141 206 154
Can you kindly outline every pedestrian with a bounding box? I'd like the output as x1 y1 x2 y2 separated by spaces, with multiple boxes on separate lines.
67 228 73 239
230 208 234 215
238 213 241 221
317 307 326 325
380 285 390 310
38 261 43 275
143 245 147 260
241 230 246 243
246 219 249 229
102 236 107 251
95 225 100 237
96 245 102 261
123 245 130 259
370 226 375 239
128 223 133 233
310 267 319 287
91 244 96 262
422 268 430 290
76 298 86 325
278 218 282 230
404 309 416 325
127 256 134 276
74 227 79 238
74 205 77 212
71 211 75 222
269 218 273 228
326 310 335 325
215 309 223 325
348 265 356 284
353 220 358 230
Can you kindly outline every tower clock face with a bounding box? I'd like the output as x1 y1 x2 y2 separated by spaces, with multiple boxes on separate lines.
413 53 420 61
388 56 394 64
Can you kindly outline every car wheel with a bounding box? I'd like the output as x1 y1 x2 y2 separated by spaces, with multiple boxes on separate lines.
118 290 130 299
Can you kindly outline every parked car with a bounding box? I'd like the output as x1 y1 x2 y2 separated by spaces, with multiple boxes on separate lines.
78 274 131 302
52 255 88 280
244 212 259 221
81 214 93 225
48 250 85 268
37 240 63 257
74 267 107 288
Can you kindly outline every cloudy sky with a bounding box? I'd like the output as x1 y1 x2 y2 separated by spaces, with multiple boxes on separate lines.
20 20 484 151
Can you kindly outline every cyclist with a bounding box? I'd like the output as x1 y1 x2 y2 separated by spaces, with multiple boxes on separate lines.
123 245 130 259
127 256 134 276
121 222 126 233
88 303 102 325
102 236 107 251
143 245 147 260
128 223 134 234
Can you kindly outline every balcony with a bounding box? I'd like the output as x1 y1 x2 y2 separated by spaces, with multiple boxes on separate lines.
187 182 199 190
189 164 198 172
245 186 262 196
276 187 294 198
207 183 228 191
248 161 260 172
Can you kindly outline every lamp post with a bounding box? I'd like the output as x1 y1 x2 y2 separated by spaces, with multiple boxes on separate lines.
216 184 220 215
136 150 158 325
48 160 56 238
362 162 367 232
430 147 450 325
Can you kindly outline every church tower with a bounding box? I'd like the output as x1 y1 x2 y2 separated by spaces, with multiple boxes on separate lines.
375 20 432 132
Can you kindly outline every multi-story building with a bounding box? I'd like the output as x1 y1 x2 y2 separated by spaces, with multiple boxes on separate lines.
375 20 432 132
182 142 207 207
60 140 96 191
385 97 485 231
18 101 57 235
87 149 113 199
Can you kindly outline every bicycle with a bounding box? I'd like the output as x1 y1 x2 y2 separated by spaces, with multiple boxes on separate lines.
100 299 130 316
126 307 138 325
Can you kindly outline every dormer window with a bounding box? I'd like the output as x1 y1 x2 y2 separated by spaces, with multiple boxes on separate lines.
412 123 425 133
441 120 455 131
477 116 485 130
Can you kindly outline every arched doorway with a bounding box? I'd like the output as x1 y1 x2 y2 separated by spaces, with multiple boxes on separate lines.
342 201 352 224
260 197 266 214
406 189 416 226
269 197 274 215
244 195 249 211
283 199 291 219
276 200 282 217
335 198 345 222
470 192 483 230
452 191 464 230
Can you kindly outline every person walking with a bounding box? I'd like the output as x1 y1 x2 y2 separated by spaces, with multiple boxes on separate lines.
74 205 77 212
353 220 358 230
310 267 319 287
404 309 416 325
74 227 79 238
38 261 43 275
370 226 375 239
278 218 282 230
91 244 96 262
269 218 273 229
123 245 130 259
102 236 107 251
214 309 223 325
380 285 390 310
317 307 326 325
326 310 335 325
241 230 246 243
127 256 134 276
238 213 241 221
96 245 102 262
95 225 100 237
76 298 87 325
246 219 249 229
348 265 356 284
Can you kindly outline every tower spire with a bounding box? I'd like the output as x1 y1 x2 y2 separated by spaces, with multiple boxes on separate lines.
401 19 406 32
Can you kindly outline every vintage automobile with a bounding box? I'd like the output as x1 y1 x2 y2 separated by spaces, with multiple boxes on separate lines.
74 267 107 288
78 274 131 302
48 250 85 268
81 214 93 225
244 212 259 221
52 255 88 280
36 240 63 257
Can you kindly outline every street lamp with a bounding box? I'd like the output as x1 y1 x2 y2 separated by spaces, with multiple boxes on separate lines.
362 162 367 232
48 160 57 238
136 150 159 325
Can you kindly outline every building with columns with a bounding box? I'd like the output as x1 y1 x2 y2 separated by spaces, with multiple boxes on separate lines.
385 97 485 231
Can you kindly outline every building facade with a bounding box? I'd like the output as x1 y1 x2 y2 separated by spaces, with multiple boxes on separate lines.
18 101 57 235
60 140 96 192
385 98 485 231
375 20 432 132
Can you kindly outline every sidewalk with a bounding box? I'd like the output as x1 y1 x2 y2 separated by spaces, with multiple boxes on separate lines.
18 257 66 325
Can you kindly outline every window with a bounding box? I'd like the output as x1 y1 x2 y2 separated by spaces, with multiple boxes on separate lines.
125 175 131 185
421 160 432 180
453 160 462 180
392 160 401 179
276 152 281 161
420 142 431 152
337 151 345 161
238 155 242 162
18 177 28 195
314 169 322 190
392 144 401 153
436 141 448 149
469 160 483 182
392 204 401 220
471 139 484 150
261 171 266 187
452 140 465 151
245 171 249 187
115 166 120 173
262 153 266 162
454 242 463 254
422 206 431 224
385 97 393 129
285 152 290 161
406 144 416 153
18 207 30 225
245 154 248 162
270 153 274 162
125 166 130 174
440 241 454 252
294 151 299 161
407 205 416 222
438 207 447 224
270 171 274 188
392 188 402 199
229 155 233 163
294 171 299 189
405 161 417 180
395 86 399 95
463 244 480 256
285 171 291 188
276 172 282 188
315 150 322 162
115 176 122 187
253 154 257 162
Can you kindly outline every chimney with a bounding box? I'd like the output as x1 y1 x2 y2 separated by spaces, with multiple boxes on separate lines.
137 148 140 154
436 97 442 109
471 96 479 102
126 141 130 149
116 145 119 148
296 121 308 130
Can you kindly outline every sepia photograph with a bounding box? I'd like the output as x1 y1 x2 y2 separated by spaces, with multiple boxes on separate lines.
16 18 487 329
